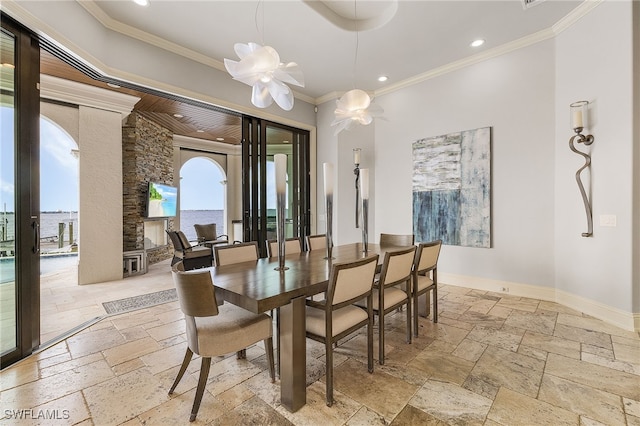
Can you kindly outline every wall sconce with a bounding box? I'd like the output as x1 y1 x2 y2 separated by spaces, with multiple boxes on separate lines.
353 148 362 228
569 101 595 237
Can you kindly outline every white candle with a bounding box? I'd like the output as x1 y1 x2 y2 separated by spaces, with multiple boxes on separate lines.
353 149 361 165
360 168 369 200
275 154 287 194
572 110 583 129
323 163 334 198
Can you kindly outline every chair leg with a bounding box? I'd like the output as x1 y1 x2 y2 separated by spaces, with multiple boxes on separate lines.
264 337 275 383
379 312 385 366
367 305 374 373
169 348 193 394
325 339 334 407
413 291 419 337
406 297 412 344
236 349 246 359
190 357 211 422
275 308 280 377
433 287 438 323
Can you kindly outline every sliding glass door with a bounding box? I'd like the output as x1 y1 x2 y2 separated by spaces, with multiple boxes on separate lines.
241 117 310 256
1 14 41 369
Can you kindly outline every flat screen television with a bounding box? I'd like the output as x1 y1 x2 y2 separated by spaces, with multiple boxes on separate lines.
145 182 178 218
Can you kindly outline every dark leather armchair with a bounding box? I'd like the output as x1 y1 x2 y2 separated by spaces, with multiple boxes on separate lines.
193 223 229 248
166 230 212 270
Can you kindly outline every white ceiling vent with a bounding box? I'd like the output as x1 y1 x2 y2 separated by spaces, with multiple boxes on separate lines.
522 0 546 9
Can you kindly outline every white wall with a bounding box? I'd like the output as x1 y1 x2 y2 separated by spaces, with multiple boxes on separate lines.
554 1 634 320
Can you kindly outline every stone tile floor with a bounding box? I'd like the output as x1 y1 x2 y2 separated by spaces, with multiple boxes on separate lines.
1 267 639 425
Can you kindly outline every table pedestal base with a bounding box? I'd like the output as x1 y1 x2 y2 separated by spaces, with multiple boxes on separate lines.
279 296 307 412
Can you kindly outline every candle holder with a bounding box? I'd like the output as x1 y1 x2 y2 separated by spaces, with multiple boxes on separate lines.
325 193 334 259
353 148 361 228
275 154 289 271
360 168 369 253
569 101 595 237
323 162 335 259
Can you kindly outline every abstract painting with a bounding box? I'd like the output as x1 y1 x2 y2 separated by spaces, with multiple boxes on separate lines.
412 127 491 248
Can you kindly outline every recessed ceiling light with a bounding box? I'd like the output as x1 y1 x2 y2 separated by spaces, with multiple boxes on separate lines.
216 137 225 141
377 76 388 82
132 0 149 6
173 113 184 118
196 130 204 133
106 82 120 88
470 39 485 47
1 63 15 68
282 140 290 144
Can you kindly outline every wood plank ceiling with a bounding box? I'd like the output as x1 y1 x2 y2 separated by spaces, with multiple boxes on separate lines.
40 50 243 145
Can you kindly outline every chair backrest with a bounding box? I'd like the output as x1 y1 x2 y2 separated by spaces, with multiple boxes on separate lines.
327 255 379 307
266 238 302 257
414 240 442 275
194 223 217 242
171 267 219 318
379 233 415 247
379 245 416 288
305 234 327 251
214 241 259 266
167 230 192 251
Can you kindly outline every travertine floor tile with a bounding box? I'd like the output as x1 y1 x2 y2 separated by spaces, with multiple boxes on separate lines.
390 404 446 425
487 387 578 426
408 347 475 385
465 326 523 352
212 395 293 426
545 353 640 400
503 309 557 335
409 379 492 426
538 373 626 425
554 323 613 350
521 329 581 359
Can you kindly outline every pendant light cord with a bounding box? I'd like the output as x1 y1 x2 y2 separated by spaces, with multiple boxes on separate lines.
255 0 264 45
352 0 359 89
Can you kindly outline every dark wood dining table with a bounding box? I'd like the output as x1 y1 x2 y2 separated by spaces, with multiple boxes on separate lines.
209 242 401 412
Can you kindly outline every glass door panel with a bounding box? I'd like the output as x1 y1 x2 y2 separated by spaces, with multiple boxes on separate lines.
0 28 17 356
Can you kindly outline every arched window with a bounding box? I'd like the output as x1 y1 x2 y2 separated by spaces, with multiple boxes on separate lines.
179 157 226 242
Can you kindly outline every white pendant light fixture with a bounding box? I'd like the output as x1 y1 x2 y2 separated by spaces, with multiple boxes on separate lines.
331 0 384 135
224 2 304 111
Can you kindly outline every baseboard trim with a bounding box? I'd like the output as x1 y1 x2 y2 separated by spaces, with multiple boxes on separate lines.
440 273 638 332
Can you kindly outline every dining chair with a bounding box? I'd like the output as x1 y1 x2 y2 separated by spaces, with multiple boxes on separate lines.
305 233 327 251
166 230 212 270
305 254 379 406
356 245 415 365
379 233 415 247
265 237 302 258
412 240 442 336
193 223 229 247
168 265 275 422
213 241 260 266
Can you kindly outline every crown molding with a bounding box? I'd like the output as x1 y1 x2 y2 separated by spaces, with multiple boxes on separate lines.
552 0 603 35
40 74 140 117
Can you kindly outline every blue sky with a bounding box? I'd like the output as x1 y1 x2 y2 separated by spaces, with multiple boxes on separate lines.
180 157 225 210
1 108 79 212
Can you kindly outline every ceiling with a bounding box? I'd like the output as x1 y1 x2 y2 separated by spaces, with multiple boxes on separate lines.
39 0 583 144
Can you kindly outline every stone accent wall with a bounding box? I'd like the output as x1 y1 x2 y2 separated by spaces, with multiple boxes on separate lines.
122 112 174 265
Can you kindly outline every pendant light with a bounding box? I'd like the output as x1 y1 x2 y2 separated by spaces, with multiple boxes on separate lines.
224 2 304 111
331 0 384 135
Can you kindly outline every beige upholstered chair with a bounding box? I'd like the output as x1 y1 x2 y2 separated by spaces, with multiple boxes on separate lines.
166 230 212 270
305 255 379 406
168 266 275 422
193 223 228 247
305 234 327 251
379 233 415 247
213 241 259 266
412 240 442 336
265 237 302 258
356 245 415 364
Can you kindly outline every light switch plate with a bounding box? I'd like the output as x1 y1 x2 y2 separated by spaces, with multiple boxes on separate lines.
599 214 617 227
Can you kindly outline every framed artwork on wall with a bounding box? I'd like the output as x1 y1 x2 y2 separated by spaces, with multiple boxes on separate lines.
412 126 491 248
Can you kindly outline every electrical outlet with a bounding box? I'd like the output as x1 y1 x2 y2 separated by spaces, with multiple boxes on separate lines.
600 215 617 227
500 286 509 293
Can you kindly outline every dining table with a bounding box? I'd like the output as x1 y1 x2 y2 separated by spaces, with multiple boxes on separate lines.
209 242 407 412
